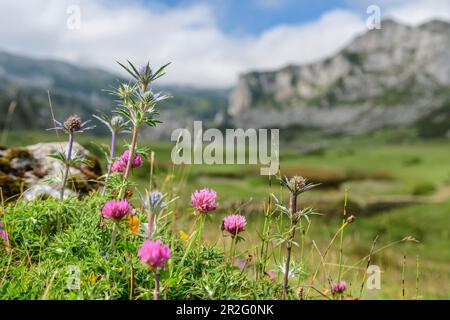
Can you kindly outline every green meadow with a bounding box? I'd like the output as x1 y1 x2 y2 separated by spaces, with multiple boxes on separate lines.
2 130 449 299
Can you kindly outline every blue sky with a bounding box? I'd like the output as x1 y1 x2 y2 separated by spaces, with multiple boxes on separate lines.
1 0 448 87
143 0 363 35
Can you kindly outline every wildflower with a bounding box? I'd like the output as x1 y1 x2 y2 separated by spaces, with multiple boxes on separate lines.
0 221 8 242
279 174 318 196
222 214 247 236
288 175 306 193
331 281 347 294
63 115 82 132
179 230 189 241
265 271 276 282
93 113 129 196
128 214 140 235
89 272 99 284
191 188 218 213
139 190 171 211
119 150 143 168
48 115 95 134
138 239 171 268
111 159 127 172
236 259 247 271
47 115 95 200
102 199 132 221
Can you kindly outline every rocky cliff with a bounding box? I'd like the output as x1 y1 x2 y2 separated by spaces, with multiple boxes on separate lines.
229 19 450 135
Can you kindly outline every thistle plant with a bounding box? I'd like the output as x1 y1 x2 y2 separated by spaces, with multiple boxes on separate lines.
92 113 129 195
112 61 171 181
275 175 319 300
47 115 94 200
139 190 178 239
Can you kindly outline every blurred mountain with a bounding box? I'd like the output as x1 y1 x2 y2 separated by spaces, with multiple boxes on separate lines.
228 19 450 137
0 50 229 137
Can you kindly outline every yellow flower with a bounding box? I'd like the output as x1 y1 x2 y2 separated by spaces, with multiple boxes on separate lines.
128 215 140 235
89 272 99 284
179 229 189 241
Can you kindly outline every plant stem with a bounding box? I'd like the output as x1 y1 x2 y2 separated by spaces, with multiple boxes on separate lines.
124 126 139 180
154 269 160 300
111 222 118 252
60 133 74 201
147 211 155 239
230 235 238 264
415 255 420 299
101 131 117 196
282 191 297 300
175 214 205 277
337 192 348 282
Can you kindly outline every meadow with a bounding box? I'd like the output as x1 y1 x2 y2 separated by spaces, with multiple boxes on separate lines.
2 129 449 299
0 61 449 300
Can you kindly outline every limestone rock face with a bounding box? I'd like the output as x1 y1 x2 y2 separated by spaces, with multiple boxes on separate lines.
0 142 101 200
228 20 450 134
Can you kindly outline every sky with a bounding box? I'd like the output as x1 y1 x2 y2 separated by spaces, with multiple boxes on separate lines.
0 0 449 87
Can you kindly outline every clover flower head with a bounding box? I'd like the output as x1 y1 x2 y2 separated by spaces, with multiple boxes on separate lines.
120 150 143 168
138 239 170 268
222 214 247 236
331 281 347 294
111 160 127 172
102 199 132 221
191 188 218 213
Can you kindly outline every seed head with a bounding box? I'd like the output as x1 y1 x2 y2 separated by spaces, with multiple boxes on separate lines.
63 115 82 132
110 116 124 128
289 175 307 193
346 215 356 224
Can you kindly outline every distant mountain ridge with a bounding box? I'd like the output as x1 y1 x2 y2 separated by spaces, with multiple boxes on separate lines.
0 50 229 137
228 19 450 136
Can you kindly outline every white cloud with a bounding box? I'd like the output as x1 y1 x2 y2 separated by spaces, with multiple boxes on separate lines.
0 0 447 87
385 0 450 25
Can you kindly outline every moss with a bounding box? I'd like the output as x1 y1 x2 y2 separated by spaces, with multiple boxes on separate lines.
0 173 24 200
0 157 11 173
4 148 31 160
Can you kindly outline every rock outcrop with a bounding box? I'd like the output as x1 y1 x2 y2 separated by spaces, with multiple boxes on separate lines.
228 19 450 135
0 142 102 200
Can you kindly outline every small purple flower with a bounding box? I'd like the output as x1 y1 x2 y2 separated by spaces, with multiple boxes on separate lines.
331 281 347 294
0 221 8 242
102 199 132 221
236 259 247 271
120 150 143 168
191 188 218 213
138 239 171 268
223 214 247 236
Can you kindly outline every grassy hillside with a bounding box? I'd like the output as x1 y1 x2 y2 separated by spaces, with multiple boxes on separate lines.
2 130 449 299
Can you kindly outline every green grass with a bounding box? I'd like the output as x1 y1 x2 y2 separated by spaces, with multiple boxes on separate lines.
2 130 450 299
